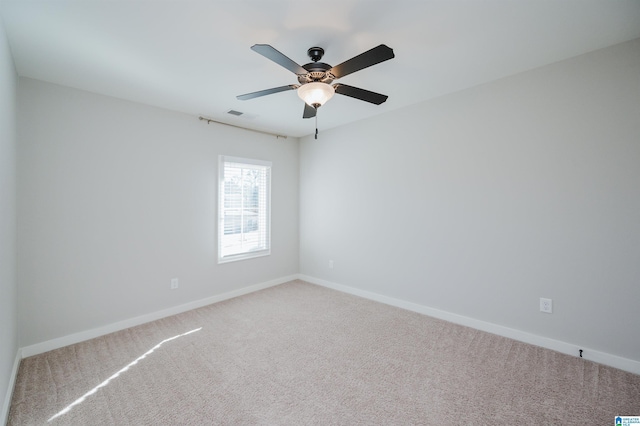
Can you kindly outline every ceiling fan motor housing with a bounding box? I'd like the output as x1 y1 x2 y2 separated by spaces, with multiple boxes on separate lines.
298 62 334 84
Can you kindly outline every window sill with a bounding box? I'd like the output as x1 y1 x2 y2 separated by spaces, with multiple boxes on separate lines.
218 249 271 264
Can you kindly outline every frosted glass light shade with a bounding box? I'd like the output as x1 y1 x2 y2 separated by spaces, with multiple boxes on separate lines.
297 82 335 107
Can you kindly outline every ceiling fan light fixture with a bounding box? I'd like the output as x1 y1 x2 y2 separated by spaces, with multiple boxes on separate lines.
297 82 335 108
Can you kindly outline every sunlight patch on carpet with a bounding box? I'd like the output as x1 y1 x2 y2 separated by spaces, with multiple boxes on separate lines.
48 327 203 422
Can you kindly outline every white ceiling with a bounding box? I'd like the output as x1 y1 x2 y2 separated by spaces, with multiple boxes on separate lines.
2 0 640 138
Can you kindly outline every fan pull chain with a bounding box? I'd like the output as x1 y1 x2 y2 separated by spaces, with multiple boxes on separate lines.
315 113 318 140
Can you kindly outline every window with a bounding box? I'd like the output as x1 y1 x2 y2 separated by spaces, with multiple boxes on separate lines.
218 156 271 263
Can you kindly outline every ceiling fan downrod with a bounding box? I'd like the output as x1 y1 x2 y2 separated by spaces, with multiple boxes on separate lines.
307 47 324 62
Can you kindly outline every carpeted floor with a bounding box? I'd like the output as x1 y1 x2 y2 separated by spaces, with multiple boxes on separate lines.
8 280 640 425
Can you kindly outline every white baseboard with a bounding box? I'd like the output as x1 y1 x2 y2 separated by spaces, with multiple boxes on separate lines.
21 275 298 358
2 348 21 425
18 273 640 375
299 274 640 375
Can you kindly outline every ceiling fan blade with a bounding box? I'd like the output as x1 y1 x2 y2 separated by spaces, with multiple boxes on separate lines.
251 44 307 75
303 103 316 119
237 85 298 100
329 44 394 79
333 84 388 105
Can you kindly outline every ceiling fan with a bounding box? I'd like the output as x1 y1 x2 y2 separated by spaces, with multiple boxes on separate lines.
237 44 395 136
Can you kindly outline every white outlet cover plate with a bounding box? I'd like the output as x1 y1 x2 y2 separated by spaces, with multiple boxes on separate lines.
540 297 552 313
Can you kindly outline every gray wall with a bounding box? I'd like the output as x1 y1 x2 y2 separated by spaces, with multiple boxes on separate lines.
300 39 640 362
9 34 640 372
17 79 299 346
0 16 18 421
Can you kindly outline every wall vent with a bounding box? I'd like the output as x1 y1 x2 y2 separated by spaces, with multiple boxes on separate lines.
227 110 243 116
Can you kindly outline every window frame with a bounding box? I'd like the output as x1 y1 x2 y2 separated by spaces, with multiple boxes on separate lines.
217 155 272 264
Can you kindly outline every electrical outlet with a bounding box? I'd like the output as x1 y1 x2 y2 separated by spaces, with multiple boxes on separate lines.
171 278 179 290
540 297 552 313
329 260 334 269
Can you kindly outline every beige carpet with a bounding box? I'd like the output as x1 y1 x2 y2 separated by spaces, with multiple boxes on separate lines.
8 280 640 425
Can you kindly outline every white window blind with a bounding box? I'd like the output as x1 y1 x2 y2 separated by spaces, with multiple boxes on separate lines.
218 156 271 263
